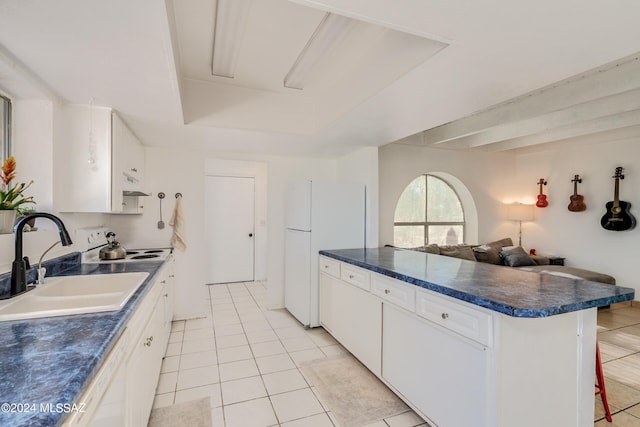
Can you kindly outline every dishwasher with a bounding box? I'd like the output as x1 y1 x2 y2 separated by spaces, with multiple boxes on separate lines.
64 329 129 426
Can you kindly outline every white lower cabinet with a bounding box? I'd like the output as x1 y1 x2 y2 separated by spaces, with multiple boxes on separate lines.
126 298 165 426
319 270 381 375
125 263 173 426
382 303 489 427
319 259 596 427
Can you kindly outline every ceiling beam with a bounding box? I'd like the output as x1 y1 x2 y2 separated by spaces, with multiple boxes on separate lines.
433 87 640 149
482 108 640 152
421 54 640 148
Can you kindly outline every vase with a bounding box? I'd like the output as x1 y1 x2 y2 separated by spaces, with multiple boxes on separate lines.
0 210 17 234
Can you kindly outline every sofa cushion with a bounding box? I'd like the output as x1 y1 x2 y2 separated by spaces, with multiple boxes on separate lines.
411 244 440 254
473 244 502 265
517 265 616 285
439 244 477 261
486 237 514 249
500 246 537 267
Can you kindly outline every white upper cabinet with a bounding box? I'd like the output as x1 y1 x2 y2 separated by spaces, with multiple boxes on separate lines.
53 104 147 213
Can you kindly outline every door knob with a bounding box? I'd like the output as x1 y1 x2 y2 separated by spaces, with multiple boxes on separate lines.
249 233 253 237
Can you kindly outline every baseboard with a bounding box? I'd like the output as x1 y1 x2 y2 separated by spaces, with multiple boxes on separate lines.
607 300 636 310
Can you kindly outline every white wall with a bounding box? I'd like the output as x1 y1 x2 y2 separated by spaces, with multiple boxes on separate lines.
107 146 209 319
512 140 640 295
108 147 355 315
378 137 640 299
378 139 517 247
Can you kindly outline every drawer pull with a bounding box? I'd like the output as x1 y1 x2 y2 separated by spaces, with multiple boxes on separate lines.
349 274 355 279
384 289 391 294
324 265 329 269
441 312 449 320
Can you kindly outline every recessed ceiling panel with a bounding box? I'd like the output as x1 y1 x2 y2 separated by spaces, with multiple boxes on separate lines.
174 0 448 134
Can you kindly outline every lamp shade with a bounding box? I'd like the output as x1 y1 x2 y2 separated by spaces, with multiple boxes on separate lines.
506 204 534 221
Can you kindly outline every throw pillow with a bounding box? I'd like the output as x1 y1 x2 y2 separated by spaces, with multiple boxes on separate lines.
439 244 477 261
500 246 537 267
473 244 502 265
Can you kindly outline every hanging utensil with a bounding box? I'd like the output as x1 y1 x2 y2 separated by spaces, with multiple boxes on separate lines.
157 192 165 229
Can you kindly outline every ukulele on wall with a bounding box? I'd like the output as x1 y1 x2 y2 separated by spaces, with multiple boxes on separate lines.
601 167 636 231
568 174 586 212
535 178 548 208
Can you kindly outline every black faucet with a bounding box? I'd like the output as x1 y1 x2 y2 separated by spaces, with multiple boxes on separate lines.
10 213 73 297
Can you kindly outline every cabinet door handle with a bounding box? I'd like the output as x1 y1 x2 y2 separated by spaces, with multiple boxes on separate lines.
130 168 138 172
441 313 449 320
144 336 154 347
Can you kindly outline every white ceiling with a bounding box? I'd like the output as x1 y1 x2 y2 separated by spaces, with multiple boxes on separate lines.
1 0 640 156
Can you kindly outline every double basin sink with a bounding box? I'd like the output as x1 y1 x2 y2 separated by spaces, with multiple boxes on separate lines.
0 272 149 321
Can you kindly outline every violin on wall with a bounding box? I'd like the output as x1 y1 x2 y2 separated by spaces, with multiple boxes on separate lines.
601 167 636 231
568 175 586 212
535 178 548 208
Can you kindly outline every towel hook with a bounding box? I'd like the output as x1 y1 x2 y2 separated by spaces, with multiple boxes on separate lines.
175 192 182 199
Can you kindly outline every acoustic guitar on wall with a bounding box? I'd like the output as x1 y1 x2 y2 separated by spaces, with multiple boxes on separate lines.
601 166 636 231
568 174 586 212
536 178 548 208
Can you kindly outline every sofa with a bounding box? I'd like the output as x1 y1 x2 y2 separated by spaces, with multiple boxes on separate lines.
407 237 616 285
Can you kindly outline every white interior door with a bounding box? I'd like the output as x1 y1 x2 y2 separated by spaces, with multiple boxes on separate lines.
205 176 255 283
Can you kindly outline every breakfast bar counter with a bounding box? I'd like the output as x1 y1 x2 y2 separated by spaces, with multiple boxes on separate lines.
319 247 634 316
318 247 635 427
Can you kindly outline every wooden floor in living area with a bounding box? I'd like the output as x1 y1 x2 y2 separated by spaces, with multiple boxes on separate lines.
596 303 640 426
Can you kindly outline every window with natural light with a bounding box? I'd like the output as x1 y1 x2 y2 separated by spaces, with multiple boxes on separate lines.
393 174 465 247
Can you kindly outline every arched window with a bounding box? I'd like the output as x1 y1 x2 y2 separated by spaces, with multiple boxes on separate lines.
394 174 465 247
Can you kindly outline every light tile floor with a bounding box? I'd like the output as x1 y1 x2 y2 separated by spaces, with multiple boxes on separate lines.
152 282 640 427
153 281 428 427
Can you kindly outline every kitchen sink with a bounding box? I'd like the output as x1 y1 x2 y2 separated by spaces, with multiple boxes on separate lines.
0 272 149 321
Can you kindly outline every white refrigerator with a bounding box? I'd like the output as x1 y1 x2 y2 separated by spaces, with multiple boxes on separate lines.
284 180 365 327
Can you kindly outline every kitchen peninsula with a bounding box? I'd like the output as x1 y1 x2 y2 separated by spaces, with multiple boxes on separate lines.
318 247 634 427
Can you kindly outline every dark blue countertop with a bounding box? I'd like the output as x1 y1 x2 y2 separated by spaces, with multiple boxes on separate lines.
320 247 635 318
0 255 168 427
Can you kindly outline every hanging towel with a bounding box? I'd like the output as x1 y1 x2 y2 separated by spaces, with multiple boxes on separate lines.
169 196 187 251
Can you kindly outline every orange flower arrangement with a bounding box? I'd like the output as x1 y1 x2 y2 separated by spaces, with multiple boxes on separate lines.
1 156 35 210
